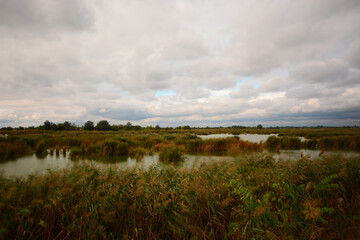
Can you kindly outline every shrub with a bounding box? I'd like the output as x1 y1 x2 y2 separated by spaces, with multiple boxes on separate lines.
265 136 280 149
129 147 146 160
98 141 129 156
69 147 83 159
159 146 184 163
35 141 47 157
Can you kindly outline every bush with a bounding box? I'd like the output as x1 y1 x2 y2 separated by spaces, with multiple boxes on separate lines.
265 136 280 149
35 141 47 157
98 141 129 156
69 147 83 159
129 147 146 160
159 146 184 163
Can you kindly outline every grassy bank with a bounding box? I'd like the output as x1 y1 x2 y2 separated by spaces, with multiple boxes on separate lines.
0 155 359 239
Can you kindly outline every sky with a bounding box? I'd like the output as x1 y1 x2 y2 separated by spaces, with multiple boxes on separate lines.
1 0 360 127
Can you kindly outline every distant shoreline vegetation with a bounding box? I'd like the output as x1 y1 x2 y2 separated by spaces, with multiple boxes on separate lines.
0 125 359 162
0 120 359 131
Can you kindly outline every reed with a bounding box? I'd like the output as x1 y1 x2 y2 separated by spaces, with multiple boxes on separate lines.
1 129 359 163
0 155 359 239
34 141 47 158
159 146 184 163
0 141 29 161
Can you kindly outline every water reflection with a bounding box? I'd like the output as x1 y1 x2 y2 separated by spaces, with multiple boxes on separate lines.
0 151 73 178
0 149 359 178
197 133 278 143
272 149 359 161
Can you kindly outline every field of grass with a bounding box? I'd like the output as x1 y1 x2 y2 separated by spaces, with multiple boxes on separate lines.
0 155 359 239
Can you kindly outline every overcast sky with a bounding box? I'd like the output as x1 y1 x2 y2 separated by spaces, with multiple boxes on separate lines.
1 0 360 127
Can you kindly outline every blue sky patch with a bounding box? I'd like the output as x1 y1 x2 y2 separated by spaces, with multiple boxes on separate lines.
237 77 253 85
155 90 175 97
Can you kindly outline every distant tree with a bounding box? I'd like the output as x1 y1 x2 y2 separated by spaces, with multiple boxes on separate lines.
84 121 95 130
155 124 161 130
133 125 142 130
125 122 132 130
257 124 264 129
57 123 65 130
145 125 153 130
63 121 72 130
95 120 111 131
44 120 52 130
182 125 191 130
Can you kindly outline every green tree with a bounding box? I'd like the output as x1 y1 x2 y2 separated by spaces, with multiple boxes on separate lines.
43 120 52 130
84 121 95 130
63 121 72 130
57 123 65 130
257 124 264 129
95 120 111 131
125 122 132 130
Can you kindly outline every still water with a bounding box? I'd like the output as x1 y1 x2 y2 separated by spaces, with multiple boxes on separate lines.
1 149 358 178
0 151 234 178
198 133 279 143
1 134 358 178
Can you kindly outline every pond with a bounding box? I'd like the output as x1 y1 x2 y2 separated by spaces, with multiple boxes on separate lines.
197 133 309 143
1 149 358 178
0 151 234 178
197 133 279 143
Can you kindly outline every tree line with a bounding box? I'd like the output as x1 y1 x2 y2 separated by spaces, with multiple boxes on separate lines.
38 120 144 131
0 120 196 131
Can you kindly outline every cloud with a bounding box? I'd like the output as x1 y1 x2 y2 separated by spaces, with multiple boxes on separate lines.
0 0 94 33
346 38 360 69
290 59 348 84
1 0 360 127
92 108 153 122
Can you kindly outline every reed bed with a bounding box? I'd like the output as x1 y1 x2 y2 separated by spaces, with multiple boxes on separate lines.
265 135 360 151
0 155 359 239
0 130 359 162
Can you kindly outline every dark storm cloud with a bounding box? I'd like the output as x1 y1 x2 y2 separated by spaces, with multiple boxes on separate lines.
92 108 153 122
0 0 94 32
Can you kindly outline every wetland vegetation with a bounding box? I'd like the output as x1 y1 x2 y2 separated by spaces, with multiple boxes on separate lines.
0 123 359 239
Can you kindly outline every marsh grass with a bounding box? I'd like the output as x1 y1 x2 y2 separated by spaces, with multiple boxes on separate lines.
0 155 359 239
0 129 359 163
266 135 360 151
159 146 184 163
34 141 47 158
